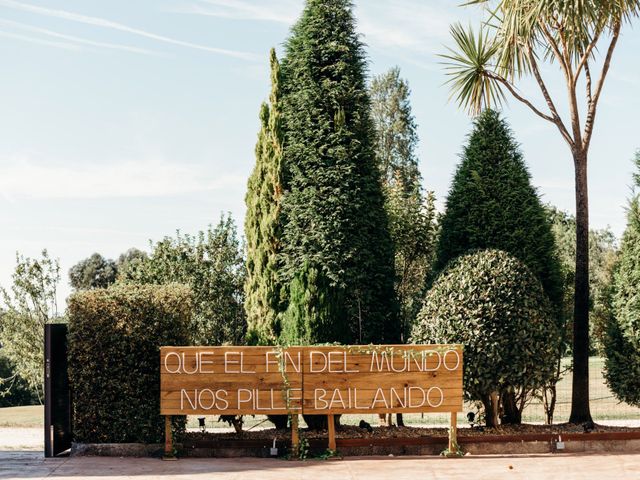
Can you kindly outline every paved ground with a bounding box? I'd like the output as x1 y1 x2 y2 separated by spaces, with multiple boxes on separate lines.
1 451 640 480
2 427 640 479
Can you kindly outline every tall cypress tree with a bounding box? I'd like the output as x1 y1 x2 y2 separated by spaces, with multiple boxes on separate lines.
279 0 398 344
435 109 563 309
244 49 285 345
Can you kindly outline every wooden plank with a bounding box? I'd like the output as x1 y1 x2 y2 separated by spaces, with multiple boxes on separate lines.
327 414 336 451
162 415 176 461
291 414 299 455
448 411 458 454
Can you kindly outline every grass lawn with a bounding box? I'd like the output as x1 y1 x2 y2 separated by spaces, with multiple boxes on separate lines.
0 405 43 428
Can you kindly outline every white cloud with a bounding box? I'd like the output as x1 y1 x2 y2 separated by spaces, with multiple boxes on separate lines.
0 0 258 60
0 18 160 55
0 156 244 199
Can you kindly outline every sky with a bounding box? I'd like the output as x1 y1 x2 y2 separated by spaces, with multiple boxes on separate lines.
0 0 639 307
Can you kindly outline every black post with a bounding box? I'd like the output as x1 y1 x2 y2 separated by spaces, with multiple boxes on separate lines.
44 324 71 457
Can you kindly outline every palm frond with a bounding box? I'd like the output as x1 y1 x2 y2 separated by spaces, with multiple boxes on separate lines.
440 23 506 116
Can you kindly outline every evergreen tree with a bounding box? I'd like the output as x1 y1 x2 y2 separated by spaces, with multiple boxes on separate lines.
279 0 398 344
605 152 640 407
69 253 118 290
244 49 285 345
370 67 421 197
435 109 563 309
370 67 438 342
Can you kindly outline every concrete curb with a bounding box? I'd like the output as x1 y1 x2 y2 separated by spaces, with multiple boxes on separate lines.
71 442 164 457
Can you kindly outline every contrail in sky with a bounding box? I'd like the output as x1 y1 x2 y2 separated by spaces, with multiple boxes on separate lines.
0 0 258 60
0 18 160 55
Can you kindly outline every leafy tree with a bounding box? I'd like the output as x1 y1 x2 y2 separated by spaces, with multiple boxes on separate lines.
370 68 438 343
547 205 618 354
411 249 559 427
442 0 640 423
69 253 117 290
604 152 640 406
435 109 563 310
370 67 421 197
120 215 246 345
116 248 148 276
244 49 285 345
0 351 38 407
279 0 398 344
0 250 62 402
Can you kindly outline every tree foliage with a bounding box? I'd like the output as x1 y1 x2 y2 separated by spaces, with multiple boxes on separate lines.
0 351 38 407
244 49 285 345
0 250 62 402
411 249 559 427
605 151 640 406
116 248 148 276
435 109 563 310
370 67 438 342
547 205 618 353
69 253 118 290
277 0 398 344
370 67 421 197
120 215 246 345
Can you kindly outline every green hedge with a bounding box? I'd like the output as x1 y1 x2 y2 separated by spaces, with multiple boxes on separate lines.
68 283 192 443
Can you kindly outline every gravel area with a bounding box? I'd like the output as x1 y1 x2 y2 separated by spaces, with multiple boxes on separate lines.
184 422 640 442
0 427 42 451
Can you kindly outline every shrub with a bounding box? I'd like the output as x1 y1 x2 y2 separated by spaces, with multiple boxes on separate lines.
68 283 192 443
411 249 558 427
604 152 640 406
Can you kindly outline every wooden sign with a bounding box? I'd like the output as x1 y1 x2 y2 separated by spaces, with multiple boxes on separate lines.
160 346 303 416
160 345 462 416
302 345 462 414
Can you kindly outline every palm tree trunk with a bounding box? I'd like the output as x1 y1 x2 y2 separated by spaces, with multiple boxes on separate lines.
569 150 593 424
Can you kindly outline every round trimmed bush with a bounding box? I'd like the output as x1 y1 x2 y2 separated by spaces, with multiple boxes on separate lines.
411 249 559 426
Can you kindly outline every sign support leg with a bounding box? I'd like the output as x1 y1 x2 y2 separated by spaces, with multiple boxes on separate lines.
291 413 299 456
327 414 336 452
163 415 177 461
448 411 458 456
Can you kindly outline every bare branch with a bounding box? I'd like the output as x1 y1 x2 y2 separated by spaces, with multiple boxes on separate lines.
485 72 552 121
573 29 602 87
540 23 571 82
525 47 574 146
485 71 573 146
583 22 621 151
556 23 575 80
585 61 593 105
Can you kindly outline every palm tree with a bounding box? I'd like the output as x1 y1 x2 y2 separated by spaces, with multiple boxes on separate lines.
441 0 640 423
